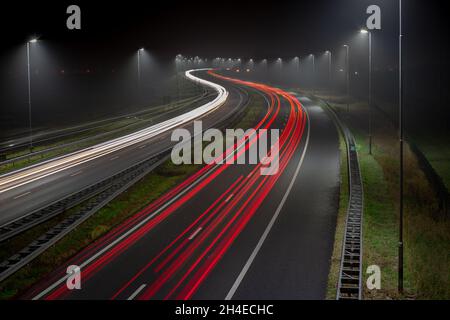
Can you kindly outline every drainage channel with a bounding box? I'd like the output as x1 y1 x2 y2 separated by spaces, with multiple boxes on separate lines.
322 102 363 300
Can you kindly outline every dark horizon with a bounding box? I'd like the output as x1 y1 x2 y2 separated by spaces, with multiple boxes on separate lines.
1 0 449 138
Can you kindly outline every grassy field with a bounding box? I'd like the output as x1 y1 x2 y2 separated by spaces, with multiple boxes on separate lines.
0 160 200 299
414 137 450 191
0 87 265 300
318 93 450 299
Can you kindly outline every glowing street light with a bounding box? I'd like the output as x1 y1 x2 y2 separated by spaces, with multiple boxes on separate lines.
26 38 38 152
325 50 332 90
343 45 350 112
360 28 373 155
137 48 144 87
398 0 404 295
309 54 315 94
293 56 300 72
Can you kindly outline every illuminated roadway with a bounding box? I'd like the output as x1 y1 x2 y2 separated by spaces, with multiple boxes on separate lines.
24 70 341 300
0 69 238 228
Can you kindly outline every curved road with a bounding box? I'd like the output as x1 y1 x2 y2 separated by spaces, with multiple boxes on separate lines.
24 71 340 300
0 70 243 227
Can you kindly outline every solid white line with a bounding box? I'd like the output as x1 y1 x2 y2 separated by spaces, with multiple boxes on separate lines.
32 136 247 300
127 284 147 300
225 194 234 202
31 163 211 300
0 69 228 195
33 74 268 300
188 227 203 240
225 105 311 300
13 191 31 200
110 156 119 161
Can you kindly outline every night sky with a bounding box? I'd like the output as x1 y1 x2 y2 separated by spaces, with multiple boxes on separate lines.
1 0 449 137
3 0 446 61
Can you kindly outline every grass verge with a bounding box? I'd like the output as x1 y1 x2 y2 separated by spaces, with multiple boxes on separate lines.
326 131 349 299
320 94 450 299
0 86 265 300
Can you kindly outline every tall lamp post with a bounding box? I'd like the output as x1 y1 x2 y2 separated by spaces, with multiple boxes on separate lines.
310 54 315 95
343 45 350 113
398 0 404 295
27 38 38 153
137 48 144 103
137 48 144 87
361 28 373 155
325 50 332 91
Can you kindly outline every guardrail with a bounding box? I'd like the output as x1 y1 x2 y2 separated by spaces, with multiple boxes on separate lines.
0 152 169 282
0 71 251 283
0 92 212 168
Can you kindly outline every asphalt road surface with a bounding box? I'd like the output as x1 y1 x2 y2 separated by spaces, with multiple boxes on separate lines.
0 70 243 227
24 71 340 300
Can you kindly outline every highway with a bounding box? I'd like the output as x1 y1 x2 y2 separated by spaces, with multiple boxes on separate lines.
0 69 241 228
24 71 340 300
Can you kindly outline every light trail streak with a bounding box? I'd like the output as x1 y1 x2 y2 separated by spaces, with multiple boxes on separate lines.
33 71 307 301
0 69 228 195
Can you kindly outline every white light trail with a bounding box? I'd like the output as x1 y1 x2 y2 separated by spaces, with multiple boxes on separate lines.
0 69 228 194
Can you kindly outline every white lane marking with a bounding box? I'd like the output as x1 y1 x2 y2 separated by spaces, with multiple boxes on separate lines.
225 194 234 202
13 191 31 200
188 227 203 240
127 284 147 300
31 139 240 300
139 144 147 149
70 170 83 177
110 156 119 161
33 78 269 300
0 69 228 195
33 134 247 300
225 105 311 300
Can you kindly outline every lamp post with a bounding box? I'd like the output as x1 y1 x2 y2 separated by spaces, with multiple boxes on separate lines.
398 0 404 295
325 50 332 91
137 48 144 87
137 48 144 103
276 58 282 68
310 54 315 95
294 56 300 86
361 28 373 155
27 38 38 153
343 45 350 113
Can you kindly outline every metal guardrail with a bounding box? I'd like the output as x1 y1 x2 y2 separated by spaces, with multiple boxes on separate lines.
0 79 251 283
322 102 364 300
0 152 169 242
0 153 169 282
0 93 213 167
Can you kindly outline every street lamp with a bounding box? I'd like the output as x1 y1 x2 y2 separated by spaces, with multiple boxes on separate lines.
293 56 300 72
137 48 144 86
360 28 373 155
137 48 144 104
26 38 38 153
398 0 404 295
325 50 332 91
343 45 350 113
309 54 315 94
277 58 282 70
